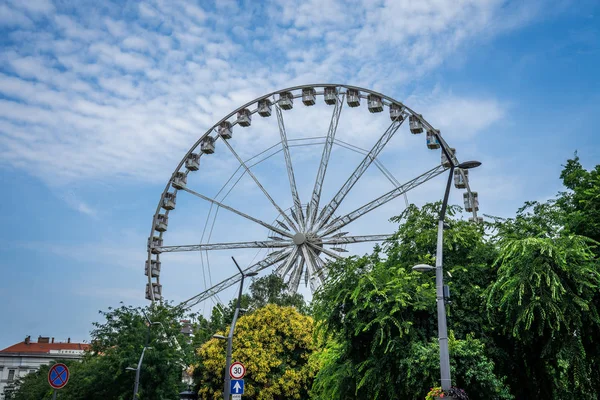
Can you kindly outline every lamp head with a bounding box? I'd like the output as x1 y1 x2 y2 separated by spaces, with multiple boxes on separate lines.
244 272 259 278
212 334 227 340
457 160 481 170
412 264 436 273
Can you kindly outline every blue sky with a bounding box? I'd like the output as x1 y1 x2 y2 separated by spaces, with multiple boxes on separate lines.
1 0 599 348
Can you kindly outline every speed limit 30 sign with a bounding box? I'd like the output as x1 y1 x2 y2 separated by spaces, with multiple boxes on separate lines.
229 362 246 379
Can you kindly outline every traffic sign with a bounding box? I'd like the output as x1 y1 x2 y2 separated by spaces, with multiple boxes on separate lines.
48 363 69 389
229 361 246 379
232 395 242 400
230 379 244 395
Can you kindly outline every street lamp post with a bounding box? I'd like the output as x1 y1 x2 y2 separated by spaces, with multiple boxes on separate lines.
412 154 481 391
218 257 257 400
127 312 160 399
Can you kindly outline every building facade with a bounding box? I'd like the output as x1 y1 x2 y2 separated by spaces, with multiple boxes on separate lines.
0 336 89 399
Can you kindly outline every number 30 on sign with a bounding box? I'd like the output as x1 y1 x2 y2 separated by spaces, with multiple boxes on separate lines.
230 362 246 379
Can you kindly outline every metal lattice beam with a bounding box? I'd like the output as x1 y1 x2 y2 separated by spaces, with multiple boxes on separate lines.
180 250 292 309
180 186 293 238
306 242 342 260
288 258 304 294
221 137 299 232
156 240 293 253
307 92 345 226
315 117 405 231
320 165 447 236
320 234 393 244
274 246 300 278
304 245 325 289
275 106 305 230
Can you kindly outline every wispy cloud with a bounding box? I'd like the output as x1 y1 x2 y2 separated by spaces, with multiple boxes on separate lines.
406 87 507 140
0 0 537 191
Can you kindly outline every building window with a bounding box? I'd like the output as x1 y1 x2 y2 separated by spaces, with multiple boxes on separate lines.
8 369 16 381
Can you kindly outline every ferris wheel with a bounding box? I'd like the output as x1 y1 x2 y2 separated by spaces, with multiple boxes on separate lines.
145 84 480 308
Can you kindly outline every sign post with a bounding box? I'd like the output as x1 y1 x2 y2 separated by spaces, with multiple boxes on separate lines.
48 363 70 399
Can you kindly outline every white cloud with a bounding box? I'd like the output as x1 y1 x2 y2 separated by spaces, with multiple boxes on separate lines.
0 0 535 235
89 43 152 72
8 0 55 15
411 92 507 140
61 191 98 217
122 36 150 51
0 4 33 28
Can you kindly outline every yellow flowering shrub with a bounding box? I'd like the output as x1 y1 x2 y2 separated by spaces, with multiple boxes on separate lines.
195 304 318 400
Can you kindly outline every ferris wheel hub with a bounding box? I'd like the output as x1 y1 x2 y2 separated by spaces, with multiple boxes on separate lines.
293 232 307 245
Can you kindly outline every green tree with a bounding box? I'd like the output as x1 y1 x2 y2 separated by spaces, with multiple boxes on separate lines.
7 302 193 400
557 156 600 397
559 154 600 245
192 273 307 347
310 203 510 399
487 220 600 398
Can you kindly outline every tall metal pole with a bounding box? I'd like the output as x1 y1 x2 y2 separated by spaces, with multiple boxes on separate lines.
132 314 153 400
133 347 149 399
223 257 247 400
436 145 455 391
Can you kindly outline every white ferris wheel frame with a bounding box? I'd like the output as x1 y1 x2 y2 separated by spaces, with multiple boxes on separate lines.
145 84 480 308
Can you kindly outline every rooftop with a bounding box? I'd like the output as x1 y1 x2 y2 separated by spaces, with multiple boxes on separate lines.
1 336 90 354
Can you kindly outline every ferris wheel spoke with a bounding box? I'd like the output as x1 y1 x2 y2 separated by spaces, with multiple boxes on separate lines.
274 246 300 278
321 234 394 244
304 245 326 285
300 245 323 292
319 165 447 236
155 240 293 253
179 186 293 238
180 249 292 309
308 92 345 227
275 106 305 229
314 117 405 231
221 137 299 232
288 258 304 294
306 241 342 260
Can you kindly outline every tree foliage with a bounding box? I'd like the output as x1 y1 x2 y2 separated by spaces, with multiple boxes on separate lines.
194 304 318 400
193 274 307 346
7 303 193 400
310 202 511 399
311 155 600 399
9 155 600 400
